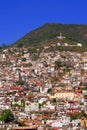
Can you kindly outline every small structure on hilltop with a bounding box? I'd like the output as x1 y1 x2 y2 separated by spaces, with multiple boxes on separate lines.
57 33 65 40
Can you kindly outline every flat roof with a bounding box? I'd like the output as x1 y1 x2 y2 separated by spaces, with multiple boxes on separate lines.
13 126 37 130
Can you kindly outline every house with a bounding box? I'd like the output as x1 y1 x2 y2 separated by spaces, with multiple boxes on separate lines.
49 91 76 100
13 126 38 130
57 42 61 46
77 43 82 47
25 101 39 112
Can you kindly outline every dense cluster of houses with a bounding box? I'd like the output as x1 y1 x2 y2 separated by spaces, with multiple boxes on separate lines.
0 44 87 130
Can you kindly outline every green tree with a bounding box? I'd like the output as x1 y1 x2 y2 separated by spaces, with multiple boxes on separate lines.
21 57 26 62
70 113 79 121
47 88 52 93
16 80 24 85
0 109 14 123
53 98 56 103
55 60 65 69
28 48 37 54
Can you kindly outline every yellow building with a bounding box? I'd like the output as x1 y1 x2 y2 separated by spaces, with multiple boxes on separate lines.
81 118 87 129
49 92 76 100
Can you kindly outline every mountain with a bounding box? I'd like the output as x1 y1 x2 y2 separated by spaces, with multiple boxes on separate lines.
14 23 87 47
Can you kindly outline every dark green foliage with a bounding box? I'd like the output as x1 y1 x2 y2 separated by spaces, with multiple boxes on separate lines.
53 98 56 103
21 57 26 61
0 109 14 123
28 48 37 54
17 42 24 48
16 80 24 85
55 60 65 68
7 91 16 95
56 46 86 52
14 23 87 48
47 88 52 93
39 103 41 109
12 103 20 108
70 113 79 121
21 99 25 107
70 111 86 121
81 110 86 117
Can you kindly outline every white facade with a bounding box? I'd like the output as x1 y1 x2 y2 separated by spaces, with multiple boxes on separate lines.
25 101 39 112
49 92 76 100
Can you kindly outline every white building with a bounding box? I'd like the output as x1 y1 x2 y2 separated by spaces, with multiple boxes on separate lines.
25 101 39 112
49 92 76 100
77 43 82 47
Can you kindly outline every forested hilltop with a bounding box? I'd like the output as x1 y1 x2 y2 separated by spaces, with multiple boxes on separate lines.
13 23 87 47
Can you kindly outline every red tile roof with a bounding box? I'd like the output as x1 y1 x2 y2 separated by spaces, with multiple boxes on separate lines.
10 86 23 91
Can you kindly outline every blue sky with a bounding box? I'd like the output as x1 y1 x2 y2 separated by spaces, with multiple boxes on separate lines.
0 0 87 45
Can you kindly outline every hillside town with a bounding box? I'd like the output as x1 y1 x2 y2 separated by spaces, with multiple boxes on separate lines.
0 41 87 130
